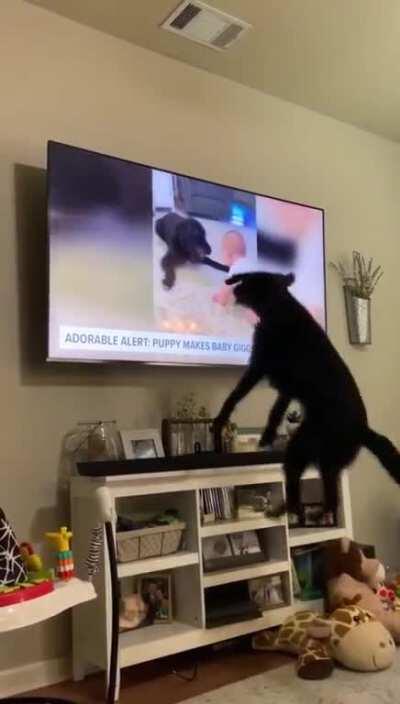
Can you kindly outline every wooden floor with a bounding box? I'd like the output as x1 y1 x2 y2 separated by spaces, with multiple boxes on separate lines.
27 641 290 703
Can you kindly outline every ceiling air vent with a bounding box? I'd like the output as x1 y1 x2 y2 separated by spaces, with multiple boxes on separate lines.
161 1 251 51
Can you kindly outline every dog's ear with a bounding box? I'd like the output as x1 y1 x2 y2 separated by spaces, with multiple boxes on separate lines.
174 220 191 254
284 273 295 287
226 273 250 286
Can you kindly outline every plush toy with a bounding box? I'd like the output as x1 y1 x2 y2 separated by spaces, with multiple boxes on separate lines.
0 508 27 586
0 509 53 606
253 604 395 679
325 538 400 643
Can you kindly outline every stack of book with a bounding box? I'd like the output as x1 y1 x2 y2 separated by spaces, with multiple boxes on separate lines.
200 487 236 523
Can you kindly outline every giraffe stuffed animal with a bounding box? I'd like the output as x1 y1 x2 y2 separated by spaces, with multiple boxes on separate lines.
253 604 395 680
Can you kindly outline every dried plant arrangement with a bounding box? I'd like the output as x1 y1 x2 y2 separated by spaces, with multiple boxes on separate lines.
331 251 383 299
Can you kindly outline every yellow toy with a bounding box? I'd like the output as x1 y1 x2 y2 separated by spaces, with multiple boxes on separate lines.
20 542 43 572
45 527 75 580
45 526 73 552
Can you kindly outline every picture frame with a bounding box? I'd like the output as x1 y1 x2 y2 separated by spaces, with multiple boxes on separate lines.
120 429 164 460
288 502 336 528
202 535 233 572
161 418 214 456
229 530 262 558
234 427 262 453
235 484 275 519
303 503 335 528
137 573 172 624
202 530 264 572
248 574 286 610
234 427 288 453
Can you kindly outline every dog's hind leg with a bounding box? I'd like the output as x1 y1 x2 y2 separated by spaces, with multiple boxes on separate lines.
214 365 264 452
272 424 313 519
319 462 341 524
161 253 176 289
259 393 291 446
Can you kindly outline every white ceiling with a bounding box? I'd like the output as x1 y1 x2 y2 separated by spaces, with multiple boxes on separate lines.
27 0 400 142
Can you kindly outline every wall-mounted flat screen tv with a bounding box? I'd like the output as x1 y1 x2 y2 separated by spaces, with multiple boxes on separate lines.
47 142 325 365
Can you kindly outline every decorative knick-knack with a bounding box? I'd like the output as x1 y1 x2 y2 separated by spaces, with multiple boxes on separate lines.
331 251 383 345
45 526 75 581
0 507 27 586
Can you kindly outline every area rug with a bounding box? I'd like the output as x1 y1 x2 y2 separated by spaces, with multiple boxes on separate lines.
181 654 400 704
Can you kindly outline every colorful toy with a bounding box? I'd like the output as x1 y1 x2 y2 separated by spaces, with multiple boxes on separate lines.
20 542 43 572
0 507 27 586
253 604 395 679
45 526 75 580
376 584 396 607
325 537 400 643
85 524 103 581
20 541 54 582
119 593 149 631
0 510 54 607
0 579 54 607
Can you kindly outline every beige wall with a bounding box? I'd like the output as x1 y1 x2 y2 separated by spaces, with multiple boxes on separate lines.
1 0 400 674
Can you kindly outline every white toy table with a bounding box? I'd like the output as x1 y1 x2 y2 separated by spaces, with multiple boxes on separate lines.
0 578 96 633
0 578 96 702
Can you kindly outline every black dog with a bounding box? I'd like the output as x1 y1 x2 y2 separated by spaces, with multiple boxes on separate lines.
155 212 228 289
214 272 400 519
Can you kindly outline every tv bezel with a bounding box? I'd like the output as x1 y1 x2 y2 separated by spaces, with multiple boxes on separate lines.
46 140 327 367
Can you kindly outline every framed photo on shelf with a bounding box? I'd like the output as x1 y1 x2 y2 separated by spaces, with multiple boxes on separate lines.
234 427 288 453
233 427 262 453
248 575 286 610
289 502 336 528
229 530 262 558
137 573 172 624
120 429 164 460
202 535 233 572
305 503 335 527
235 484 276 519
202 530 265 572
162 418 214 456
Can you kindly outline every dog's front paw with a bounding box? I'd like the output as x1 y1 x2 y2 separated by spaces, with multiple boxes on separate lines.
259 427 276 447
213 417 225 453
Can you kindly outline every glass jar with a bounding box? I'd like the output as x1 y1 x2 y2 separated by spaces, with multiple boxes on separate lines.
64 420 123 463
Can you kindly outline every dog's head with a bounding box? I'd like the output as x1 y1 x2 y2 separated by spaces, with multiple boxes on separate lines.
226 272 295 311
176 219 211 262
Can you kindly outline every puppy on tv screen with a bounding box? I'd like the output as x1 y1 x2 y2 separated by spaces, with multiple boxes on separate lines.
47 142 325 366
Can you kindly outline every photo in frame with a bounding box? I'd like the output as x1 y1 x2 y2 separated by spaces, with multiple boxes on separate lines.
137 573 172 624
289 502 336 528
234 427 288 453
202 530 264 572
233 428 262 453
229 530 262 557
120 429 164 460
248 574 286 610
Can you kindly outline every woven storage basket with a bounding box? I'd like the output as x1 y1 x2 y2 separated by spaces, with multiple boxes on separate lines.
116 522 186 562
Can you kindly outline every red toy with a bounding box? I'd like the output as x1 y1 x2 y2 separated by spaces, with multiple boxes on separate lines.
0 580 54 607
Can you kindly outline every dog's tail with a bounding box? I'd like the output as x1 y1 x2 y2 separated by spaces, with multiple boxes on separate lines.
363 427 400 484
155 216 166 242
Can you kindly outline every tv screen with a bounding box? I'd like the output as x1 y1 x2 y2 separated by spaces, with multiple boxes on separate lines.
47 142 325 365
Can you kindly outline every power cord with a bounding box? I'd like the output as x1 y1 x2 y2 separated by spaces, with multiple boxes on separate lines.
171 660 199 682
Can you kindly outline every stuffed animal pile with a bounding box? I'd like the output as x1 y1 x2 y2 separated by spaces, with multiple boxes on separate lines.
325 537 400 643
253 603 395 679
253 537 398 680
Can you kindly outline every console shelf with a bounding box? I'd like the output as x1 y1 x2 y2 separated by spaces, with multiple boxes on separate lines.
71 462 352 701
117 551 199 579
203 559 289 588
200 515 284 537
289 526 348 548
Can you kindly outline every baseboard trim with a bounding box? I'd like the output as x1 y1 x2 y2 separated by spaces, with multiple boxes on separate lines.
0 656 71 697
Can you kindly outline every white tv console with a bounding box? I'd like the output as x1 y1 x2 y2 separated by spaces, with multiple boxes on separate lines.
71 462 352 700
